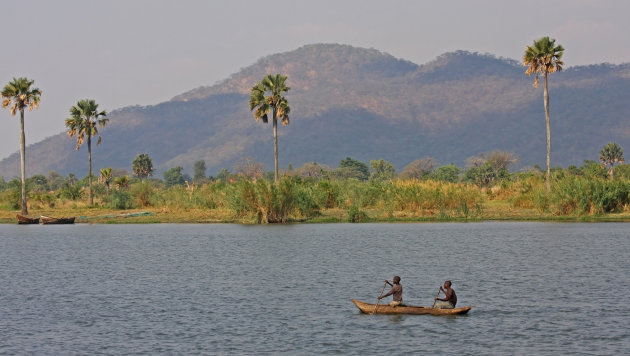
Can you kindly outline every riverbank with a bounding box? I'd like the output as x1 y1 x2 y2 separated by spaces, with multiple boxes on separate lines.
3 202 630 224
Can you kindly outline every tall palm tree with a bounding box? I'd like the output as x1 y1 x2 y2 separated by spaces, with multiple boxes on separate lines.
1 77 42 215
523 36 565 191
65 99 108 205
249 74 291 184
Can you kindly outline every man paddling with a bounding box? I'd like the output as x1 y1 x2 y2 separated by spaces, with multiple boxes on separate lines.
434 280 457 309
378 276 403 306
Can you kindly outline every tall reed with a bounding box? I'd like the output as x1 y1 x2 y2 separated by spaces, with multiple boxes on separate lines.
551 177 630 215
385 179 484 217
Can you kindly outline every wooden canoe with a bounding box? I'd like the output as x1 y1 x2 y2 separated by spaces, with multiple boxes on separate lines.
16 214 40 224
40 215 76 225
351 299 472 315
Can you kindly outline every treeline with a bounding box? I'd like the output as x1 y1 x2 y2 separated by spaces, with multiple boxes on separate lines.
1 152 629 222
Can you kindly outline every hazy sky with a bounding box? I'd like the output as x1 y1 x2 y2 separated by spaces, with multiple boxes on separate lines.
2 0 629 161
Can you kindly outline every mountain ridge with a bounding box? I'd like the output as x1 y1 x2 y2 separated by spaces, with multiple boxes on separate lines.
1 43 630 178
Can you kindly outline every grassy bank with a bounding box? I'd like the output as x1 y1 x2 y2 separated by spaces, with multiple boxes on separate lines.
3 205 630 224
3 174 630 224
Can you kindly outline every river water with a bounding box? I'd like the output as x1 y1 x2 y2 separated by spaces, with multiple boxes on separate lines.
1 222 628 355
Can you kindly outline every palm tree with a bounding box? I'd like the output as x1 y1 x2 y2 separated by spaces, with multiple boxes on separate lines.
132 153 154 180
249 74 291 183
114 175 129 189
599 142 624 179
99 167 113 193
1 77 42 215
523 36 565 191
65 99 108 205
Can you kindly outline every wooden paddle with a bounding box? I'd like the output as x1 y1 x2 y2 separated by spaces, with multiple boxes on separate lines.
431 287 441 308
372 281 388 314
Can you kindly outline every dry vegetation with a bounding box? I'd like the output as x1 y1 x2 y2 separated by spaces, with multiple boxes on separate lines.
3 171 630 224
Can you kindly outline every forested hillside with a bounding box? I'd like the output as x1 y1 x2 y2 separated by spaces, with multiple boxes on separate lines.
1 43 629 178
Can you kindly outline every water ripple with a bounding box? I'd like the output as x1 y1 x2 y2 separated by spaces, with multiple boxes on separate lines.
1 222 629 354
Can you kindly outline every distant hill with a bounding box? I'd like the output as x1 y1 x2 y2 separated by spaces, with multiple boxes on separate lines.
2 43 630 178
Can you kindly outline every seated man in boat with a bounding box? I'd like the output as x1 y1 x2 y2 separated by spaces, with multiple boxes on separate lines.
434 280 457 309
378 276 403 306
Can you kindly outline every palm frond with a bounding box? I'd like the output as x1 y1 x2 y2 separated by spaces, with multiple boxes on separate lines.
1 77 41 116
249 73 291 126
65 98 108 149
523 36 564 87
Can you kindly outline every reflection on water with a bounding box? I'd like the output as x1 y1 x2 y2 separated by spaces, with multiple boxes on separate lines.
0 222 629 355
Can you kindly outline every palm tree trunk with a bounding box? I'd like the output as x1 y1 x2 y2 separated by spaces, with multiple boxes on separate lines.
88 135 93 206
19 109 28 215
273 107 279 184
543 72 551 192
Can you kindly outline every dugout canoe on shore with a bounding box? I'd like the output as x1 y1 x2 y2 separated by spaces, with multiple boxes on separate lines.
40 215 76 225
351 299 472 315
16 214 39 224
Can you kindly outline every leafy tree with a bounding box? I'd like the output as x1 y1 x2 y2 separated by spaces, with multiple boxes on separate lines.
370 159 396 181
164 166 185 187
47 171 65 191
216 168 231 182
249 73 291 183
99 167 113 193
132 153 154 179
183 172 193 184
27 174 48 192
65 173 79 186
465 163 495 187
581 160 607 179
65 99 108 205
599 142 624 178
338 157 370 181
401 158 436 180
60 181 82 200
0 176 6 191
295 162 331 180
193 160 206 183
1 77 42 215
430 164 462 183
4 179 22 209
523 36 564 191
566 165 582 177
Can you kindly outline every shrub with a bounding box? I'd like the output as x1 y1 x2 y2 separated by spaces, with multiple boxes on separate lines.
32 193 56 209
0 179 21 210
130 181 155 207
316 180 341 208
60 182 83 200
109 190 133 209
347 206 369 222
